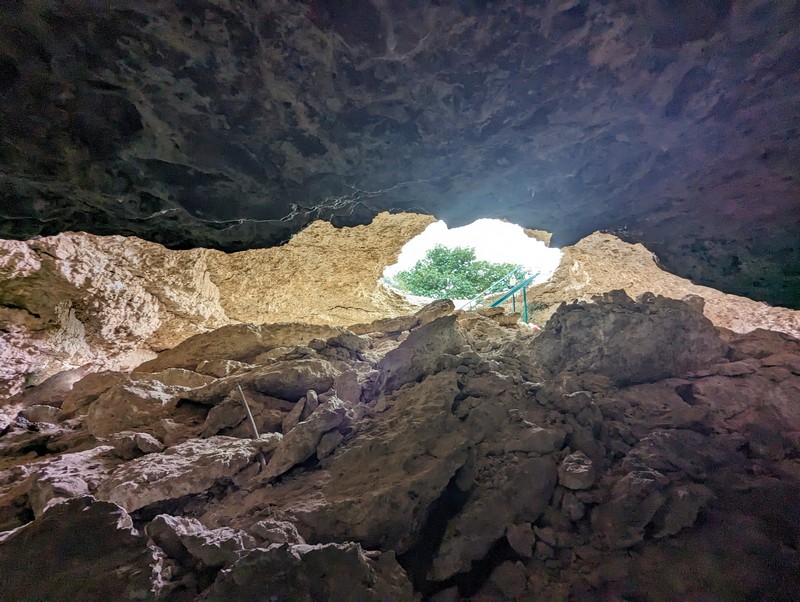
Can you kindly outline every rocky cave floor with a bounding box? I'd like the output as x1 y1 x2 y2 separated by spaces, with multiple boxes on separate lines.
1 292 800 600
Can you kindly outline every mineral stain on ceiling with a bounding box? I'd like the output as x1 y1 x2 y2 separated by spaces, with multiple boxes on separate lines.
0 0 798 307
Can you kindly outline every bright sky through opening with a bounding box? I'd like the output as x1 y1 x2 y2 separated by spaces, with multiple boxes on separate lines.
383 219 563 298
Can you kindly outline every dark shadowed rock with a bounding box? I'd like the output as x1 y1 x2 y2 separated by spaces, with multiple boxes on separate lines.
532 291 729 385
205 542 415 602
0 497 157 600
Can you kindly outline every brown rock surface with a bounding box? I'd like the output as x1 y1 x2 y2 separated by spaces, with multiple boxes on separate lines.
1 288 800 600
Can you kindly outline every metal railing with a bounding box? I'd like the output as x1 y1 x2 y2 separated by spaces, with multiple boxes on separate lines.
458 266 538 322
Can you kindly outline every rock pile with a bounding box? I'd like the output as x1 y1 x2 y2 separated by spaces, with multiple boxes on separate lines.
1 292 799 600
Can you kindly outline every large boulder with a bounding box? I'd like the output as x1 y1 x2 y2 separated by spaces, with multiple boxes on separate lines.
0 497 157 600
205 542 415 602
532 291 729 385
97 435 281 512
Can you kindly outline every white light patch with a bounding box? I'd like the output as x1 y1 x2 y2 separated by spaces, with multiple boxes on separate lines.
383 219 562 287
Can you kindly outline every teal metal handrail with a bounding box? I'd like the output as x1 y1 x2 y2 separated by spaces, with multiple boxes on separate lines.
459 265 539 322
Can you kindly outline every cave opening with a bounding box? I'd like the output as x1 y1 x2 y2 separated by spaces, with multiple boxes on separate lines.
382 218 563 310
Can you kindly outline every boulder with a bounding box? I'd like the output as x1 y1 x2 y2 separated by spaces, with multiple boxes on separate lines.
0 497 157 600
532 291 729 386
146 514 257 568
137 323 346 372
262 399 347 480
205 542 415 602
558 451 597 490
97 435 282 512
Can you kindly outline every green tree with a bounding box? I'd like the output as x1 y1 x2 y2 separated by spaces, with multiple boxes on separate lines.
390 245 522 298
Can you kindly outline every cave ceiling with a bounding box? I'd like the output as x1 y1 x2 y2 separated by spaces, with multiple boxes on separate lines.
0 0 798 307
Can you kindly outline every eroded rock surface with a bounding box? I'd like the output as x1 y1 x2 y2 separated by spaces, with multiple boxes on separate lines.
1 296 799 600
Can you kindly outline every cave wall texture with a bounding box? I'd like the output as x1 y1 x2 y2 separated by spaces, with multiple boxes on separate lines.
0 0 798 307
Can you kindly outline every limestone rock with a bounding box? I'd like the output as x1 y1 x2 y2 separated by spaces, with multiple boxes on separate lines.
262 399 347 481
18 404 63 424
106 431 165 460
187 358 340 405
431 457 557 580
196 359 253 378
377 315 462 394
147 514 257 568
316 430 344 459
532 291 729 385
85 380 181 437
249 519 306 546
558 451 597 490
139 323 348 373
205 542 415 602
0 497 157 601
506 523 536 558
97 436 281 512
591 467 671 549
281 398 306 434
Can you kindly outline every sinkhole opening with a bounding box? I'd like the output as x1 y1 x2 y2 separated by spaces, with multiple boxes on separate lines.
382 218 562 316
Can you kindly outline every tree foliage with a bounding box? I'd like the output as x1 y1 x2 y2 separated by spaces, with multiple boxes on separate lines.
390 245 522 299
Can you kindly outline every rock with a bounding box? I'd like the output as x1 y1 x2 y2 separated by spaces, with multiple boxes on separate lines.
506 523 536 558
85 380 181 437
489 561 529 599
186 358 340 405
201 399 248 437
431 457 557 580
26 446 117 517
652 483 714 538
377 315 462 394
138 323 349 372
250 519 306 545
106 431 165 460
0 497 157 600
317 430 344 459
205 542 415 602
262 399 346 480
18 404 63 424
591 467 670 549
220 372 470 553
146 514 257 568
349 315 419 336
532 291 729 385
281 398 306 434
415 299 455 325
558 451 597 490
714 359 758 376
196 359 253 378
97 435 282 512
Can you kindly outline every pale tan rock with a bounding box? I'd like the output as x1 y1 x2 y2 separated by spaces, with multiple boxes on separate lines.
187 358 340 405
316 430 343 459
196 359 253 378
526 232 800 338
0 213 433 396
281 398 306 434
85 380 180 437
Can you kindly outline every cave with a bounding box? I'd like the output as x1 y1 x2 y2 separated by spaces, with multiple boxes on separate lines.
1 2 800 601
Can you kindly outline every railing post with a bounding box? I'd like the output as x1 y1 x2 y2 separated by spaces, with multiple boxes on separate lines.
522 286 528 323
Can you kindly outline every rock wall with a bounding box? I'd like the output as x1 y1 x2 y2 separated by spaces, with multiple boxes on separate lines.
0 212 434 397
1 295 799 600
527 232 800 338
3 210 799 399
